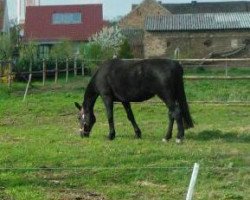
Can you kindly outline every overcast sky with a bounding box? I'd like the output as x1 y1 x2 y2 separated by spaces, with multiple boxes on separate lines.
8 0 249 21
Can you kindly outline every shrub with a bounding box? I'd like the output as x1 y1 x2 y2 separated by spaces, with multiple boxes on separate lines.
80 26 125 71
50 40 74 61
118 39 134 59
18 41 38 72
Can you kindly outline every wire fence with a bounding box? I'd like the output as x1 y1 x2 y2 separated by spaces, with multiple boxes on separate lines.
0 164 248 200
1 59 249 199
0 166 249 172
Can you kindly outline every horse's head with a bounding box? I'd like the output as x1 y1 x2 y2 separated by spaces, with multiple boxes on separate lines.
74 102 96 138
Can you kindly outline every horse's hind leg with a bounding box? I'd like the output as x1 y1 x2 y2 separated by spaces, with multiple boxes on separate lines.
165 109 174 140
172 105 185 143
159 91 184 143
122 102 141 138
164 104 184 143
158 92 175 141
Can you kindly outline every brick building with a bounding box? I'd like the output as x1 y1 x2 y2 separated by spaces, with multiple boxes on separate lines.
119 0 250 58
119 0 169 29
119 0 169 58
145 13 250 58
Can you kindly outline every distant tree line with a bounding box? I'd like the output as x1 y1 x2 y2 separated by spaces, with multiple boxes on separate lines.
0 23 134 74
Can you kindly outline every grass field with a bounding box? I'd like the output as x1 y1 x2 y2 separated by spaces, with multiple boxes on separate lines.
0 75 250 200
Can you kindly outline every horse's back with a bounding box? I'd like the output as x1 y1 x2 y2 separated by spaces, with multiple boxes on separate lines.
94 59 182 102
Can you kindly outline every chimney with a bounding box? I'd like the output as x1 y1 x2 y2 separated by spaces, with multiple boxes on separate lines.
191 1 197 5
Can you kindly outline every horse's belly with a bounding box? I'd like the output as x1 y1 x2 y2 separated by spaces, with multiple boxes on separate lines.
113 90 154 102
128 94 155 102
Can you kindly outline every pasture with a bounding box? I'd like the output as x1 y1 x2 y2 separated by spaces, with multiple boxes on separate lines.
0 74 250 200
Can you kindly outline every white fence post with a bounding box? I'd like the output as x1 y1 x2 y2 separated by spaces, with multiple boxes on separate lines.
186 163 200 200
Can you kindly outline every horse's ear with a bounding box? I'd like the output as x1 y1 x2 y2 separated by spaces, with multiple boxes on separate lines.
74 102 82 110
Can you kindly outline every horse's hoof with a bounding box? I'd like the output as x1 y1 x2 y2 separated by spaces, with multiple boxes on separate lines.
176 138 183 144
135 135 142 139
162 138 170 142
108 134 115 140
135 130 141 139
80 133 89 138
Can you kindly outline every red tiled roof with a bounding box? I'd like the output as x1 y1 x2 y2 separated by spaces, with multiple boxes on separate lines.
24 4 106 42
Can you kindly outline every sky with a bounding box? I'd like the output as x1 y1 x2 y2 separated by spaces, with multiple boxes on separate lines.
7 0 248 21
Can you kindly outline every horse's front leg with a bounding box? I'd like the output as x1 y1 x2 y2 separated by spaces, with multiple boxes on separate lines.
102 95 116 140
122 102 141 138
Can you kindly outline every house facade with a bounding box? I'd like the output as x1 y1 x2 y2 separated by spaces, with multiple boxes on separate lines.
24 4 106 58
120 0 250 58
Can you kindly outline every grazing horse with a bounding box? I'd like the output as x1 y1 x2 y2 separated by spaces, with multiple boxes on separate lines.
75 58 193 143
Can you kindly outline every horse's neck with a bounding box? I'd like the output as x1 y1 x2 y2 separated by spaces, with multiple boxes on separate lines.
83 79 98 113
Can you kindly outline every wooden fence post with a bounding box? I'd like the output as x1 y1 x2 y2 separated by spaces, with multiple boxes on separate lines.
0 61 2 81
66 58 69 83
29 60 32 74
174 47 180 59
74 57 77 76
23 74 32 102
8 60 12 87
42 59 46 86
81 60 84 76
225 59 228 77
55 58 58 83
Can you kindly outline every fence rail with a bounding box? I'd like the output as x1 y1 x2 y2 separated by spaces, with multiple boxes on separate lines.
176 58 250 62
1 57 250 88
184 76 250 80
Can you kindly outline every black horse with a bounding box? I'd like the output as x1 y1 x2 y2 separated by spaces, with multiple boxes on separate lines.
75 58 193 143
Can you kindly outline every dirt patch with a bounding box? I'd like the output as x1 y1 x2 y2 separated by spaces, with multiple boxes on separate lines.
0 190 11 200
50 189 106 200
0 118 15 127
136 181 167 189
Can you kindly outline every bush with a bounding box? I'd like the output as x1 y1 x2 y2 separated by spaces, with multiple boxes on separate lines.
79 26 125 71
118 39 134 59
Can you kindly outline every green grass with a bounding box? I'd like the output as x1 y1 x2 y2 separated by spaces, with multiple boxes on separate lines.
0 76 250 200
184 66 250 77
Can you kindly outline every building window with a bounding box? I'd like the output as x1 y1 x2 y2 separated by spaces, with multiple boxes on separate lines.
39 45 50 59
52 13 82 24
166 41 171 47
231 39 238 49
136 9 141 16
244 38 250 45
204 39 212 47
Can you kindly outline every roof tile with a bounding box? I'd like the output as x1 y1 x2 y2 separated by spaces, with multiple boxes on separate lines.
145 12 250 31
162 1 250 14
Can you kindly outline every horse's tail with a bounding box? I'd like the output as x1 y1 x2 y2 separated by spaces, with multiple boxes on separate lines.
175 63 194 129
